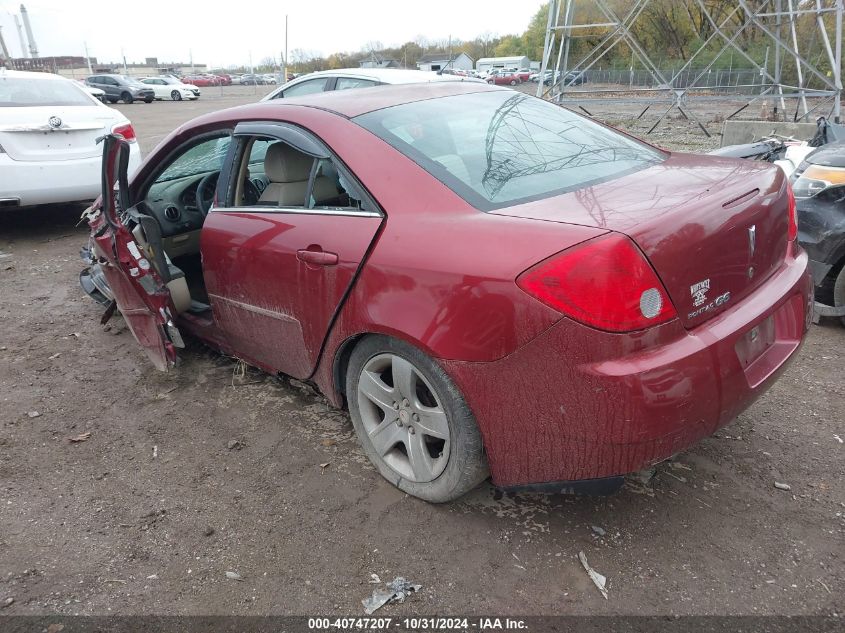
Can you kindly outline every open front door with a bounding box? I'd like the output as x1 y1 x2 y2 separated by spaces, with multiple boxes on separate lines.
85 134 183 371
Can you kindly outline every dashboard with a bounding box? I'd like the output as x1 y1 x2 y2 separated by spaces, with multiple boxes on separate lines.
144 172 270 238
145 173 208 238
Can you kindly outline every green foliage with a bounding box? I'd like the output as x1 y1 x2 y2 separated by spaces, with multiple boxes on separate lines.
279 0 835 84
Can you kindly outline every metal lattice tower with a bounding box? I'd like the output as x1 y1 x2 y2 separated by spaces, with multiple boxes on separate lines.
538 0 844 133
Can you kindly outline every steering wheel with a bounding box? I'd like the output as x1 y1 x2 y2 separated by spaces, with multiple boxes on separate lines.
242 178 261 206
195 171 261 216
196 171 220 217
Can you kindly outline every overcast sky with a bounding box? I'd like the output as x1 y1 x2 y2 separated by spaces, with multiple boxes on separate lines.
0 0 546 68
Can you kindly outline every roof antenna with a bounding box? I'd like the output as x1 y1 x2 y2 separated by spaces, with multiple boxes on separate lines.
437 34 453 75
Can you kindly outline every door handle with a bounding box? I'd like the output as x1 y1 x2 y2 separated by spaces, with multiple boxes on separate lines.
297 249 338 266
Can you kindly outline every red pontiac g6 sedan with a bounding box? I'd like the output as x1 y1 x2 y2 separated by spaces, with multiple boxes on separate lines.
82 82 812 502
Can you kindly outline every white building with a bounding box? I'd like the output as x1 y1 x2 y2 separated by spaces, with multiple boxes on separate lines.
476 56 531 73
416 52 474 72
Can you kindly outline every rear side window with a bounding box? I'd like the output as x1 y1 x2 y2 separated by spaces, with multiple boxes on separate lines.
281 78 330 98
0 77 93 107
230 136 368 212
355 91 665 211
335 77 377 91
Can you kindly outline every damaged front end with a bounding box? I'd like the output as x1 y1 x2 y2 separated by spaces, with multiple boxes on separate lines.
79 134 183 369
80 238 115 307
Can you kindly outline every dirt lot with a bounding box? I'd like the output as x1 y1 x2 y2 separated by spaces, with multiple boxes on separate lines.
0 85 843 617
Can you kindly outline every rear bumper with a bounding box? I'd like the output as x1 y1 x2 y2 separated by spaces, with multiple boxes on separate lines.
442 245 813 487
0 146 142 207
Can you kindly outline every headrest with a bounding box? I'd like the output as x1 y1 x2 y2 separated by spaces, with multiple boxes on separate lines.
264 142 314 183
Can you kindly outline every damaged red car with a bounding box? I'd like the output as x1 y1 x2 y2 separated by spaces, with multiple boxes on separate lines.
81 82 813 502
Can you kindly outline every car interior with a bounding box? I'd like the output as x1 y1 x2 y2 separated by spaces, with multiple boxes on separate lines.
128 132 367 320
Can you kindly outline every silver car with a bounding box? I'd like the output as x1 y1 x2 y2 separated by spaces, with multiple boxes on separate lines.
261 67 483 101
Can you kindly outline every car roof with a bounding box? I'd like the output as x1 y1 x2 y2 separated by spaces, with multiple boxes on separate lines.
255 81 499 119
290 67 470 84
261 67 485 102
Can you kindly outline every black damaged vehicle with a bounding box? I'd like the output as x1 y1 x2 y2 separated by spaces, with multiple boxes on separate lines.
792 140 845 324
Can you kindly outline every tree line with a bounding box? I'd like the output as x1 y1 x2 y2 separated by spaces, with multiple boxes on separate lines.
234 0 838 84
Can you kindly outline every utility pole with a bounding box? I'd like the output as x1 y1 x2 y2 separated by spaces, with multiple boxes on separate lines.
20 4 37 57
0 26 10 62
249 50 256 95
84 41 93 74
283 14 288 82
14 14 27 59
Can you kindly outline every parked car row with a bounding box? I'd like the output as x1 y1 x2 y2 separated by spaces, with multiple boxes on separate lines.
165 72 289 86
84 74 200 103
529 69 586 86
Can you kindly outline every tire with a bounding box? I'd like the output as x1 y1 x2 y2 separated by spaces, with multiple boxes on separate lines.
346 335 488 503
121 92 133 104
107 97 118 104
144 97 153 103
834 264 845 327
171 90 182 101
510 79 517 86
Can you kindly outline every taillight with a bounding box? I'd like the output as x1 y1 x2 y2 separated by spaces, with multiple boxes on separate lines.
786 181 798 242
111 123 136 143
517 233 677 333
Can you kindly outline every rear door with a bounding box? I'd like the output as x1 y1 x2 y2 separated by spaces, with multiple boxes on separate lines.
87 134 181 370
99 77 118 99
200 122 383 378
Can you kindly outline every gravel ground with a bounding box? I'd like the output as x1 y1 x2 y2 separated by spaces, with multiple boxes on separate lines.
0 85 843 617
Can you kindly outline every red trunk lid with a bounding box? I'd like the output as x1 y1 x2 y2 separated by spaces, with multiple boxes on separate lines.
493 153 790 329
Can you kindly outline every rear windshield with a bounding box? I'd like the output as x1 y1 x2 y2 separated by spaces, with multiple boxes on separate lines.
0 77 93 107
355 91 665 210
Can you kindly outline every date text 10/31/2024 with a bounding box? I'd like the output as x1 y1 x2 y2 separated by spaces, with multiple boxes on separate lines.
308 617 528 630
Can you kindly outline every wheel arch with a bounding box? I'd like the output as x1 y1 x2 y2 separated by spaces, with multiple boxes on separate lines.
328 329 443 407
331 333 365 406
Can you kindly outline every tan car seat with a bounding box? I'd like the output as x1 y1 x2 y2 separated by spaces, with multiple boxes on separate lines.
258 143 338 206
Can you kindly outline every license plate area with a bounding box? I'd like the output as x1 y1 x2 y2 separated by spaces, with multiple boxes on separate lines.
735 315 775 369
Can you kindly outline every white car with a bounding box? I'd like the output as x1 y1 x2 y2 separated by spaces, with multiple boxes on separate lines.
0 69 142 208
140 76 199 101
82 83 107 102
261 67 484 101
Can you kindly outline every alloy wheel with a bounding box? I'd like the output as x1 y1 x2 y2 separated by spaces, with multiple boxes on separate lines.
356 353 450 483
